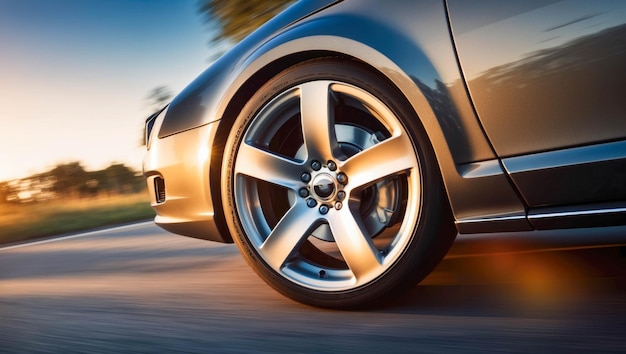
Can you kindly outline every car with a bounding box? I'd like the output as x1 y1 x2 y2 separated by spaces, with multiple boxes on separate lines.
143 0 626 308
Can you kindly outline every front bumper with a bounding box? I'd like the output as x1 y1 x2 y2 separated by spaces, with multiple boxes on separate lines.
143 119 230 243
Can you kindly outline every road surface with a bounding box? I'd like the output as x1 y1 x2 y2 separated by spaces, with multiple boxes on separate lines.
1 222 625 353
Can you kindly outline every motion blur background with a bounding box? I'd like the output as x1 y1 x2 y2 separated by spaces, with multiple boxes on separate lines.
0 0 292 243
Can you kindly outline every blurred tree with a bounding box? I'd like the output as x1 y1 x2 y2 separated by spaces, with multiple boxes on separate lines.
146 85 172 111
0 181 12 204
3 162 145 203
101 163 141 194
48 162 88 198
197 0 294 46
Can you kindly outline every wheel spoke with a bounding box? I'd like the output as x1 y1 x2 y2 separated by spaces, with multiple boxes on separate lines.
260 202 319 271
235 142 303 190
328 207 382 280
341 135 416 189
299 81 338 161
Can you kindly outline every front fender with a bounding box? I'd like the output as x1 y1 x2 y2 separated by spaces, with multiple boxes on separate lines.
223 3 527 228
164 0 530 233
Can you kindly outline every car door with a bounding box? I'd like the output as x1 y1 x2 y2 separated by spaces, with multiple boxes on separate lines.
447 0 626 217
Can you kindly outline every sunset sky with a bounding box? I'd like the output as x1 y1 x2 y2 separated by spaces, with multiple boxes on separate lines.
0 0 217 181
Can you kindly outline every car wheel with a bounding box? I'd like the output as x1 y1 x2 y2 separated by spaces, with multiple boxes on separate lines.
222 59 456 308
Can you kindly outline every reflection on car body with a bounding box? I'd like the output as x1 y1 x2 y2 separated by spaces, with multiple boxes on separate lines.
143 0 626 308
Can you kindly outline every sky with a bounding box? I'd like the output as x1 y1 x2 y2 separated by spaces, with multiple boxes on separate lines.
0 0 218 181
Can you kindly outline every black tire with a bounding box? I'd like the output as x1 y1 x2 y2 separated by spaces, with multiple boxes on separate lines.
221 59 456 308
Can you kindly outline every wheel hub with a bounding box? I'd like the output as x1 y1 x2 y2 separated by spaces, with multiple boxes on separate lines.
312 173 336 200
303 163 346 213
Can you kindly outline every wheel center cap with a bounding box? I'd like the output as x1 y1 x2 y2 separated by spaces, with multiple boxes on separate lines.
312 173 336 200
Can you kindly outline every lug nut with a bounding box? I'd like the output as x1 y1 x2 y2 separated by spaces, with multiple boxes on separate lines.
301 172 311 183
319 204 329 215
337 191 346 201
311 160 321 171
334 201 343 210
337 173 348 185
307 199 317 208
298 188 309 198
327 160 337 171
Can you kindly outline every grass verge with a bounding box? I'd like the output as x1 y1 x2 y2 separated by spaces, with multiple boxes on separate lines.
0 192 155 245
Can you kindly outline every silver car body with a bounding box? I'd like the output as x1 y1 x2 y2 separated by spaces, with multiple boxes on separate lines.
144 0 626 242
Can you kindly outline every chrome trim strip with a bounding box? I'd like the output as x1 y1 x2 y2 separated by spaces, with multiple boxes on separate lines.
529 207 626 220
458 206 626 224
456 214 526 225
503 140 626 173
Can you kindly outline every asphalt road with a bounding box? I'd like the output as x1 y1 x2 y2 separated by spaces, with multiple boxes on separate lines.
1 222 625 353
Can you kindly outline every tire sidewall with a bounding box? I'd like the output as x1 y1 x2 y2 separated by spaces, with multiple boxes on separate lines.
221 59 454 308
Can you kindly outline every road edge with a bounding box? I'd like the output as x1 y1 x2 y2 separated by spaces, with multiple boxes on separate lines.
0 220 155 252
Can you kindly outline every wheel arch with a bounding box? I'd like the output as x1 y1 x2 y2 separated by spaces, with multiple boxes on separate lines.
208 31 452 240
210 20 528 240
